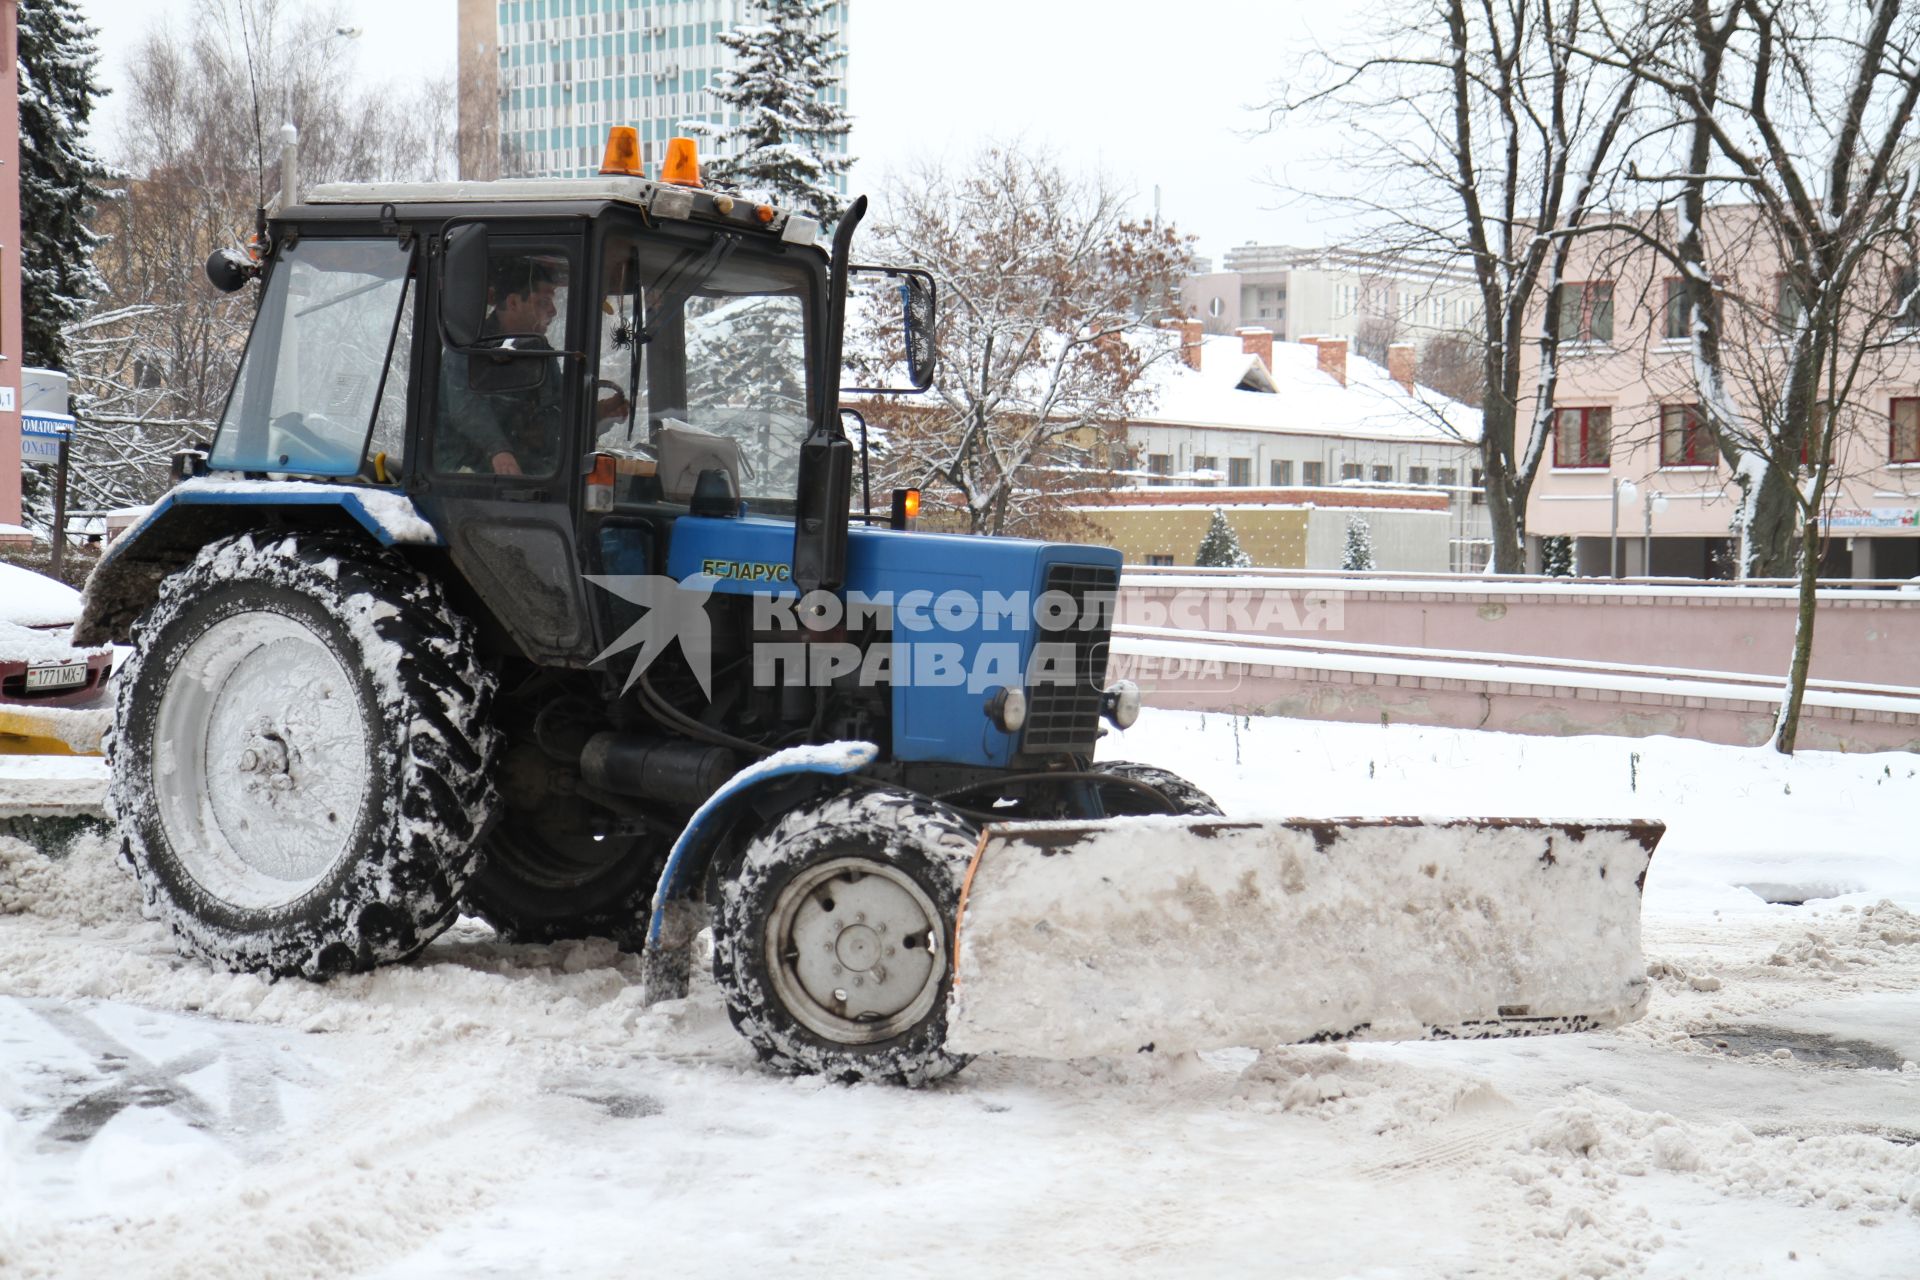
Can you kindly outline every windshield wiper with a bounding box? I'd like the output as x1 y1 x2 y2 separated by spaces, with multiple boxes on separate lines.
638 235 738 346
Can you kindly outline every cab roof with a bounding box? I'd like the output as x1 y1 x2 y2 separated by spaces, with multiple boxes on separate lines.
297 176 821 247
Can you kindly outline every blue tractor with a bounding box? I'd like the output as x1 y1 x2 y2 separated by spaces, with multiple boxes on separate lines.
74 147 1208 1084
79 143 1663 1082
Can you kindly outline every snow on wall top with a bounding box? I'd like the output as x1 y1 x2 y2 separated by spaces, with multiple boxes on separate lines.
1137 335 1483 445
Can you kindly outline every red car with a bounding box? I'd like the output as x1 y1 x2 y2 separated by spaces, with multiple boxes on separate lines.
0 562 113 707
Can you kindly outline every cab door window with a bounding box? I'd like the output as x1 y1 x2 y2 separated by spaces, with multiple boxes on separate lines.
432 240 576 479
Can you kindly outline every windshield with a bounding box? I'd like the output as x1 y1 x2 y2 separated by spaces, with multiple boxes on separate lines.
211 237 414 475
593 231 815 513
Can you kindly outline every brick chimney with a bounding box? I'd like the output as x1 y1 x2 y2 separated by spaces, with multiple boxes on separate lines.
1235 326 1274 372
1387 342 1416 391
1307 336 1347 388
1162 317 1203 370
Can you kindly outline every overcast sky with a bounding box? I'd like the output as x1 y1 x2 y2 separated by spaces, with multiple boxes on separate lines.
73 0 1360 263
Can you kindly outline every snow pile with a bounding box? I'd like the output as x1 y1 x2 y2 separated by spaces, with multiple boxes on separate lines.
1516 1090 1920 1217
1764 901 1920 971
0 833 136 931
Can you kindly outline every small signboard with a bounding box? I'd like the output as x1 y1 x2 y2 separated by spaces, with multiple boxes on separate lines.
19 368 72 465
1826 507 1920 530
21 412 70 462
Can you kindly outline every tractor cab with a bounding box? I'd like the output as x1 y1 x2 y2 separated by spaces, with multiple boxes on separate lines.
196 140 927 669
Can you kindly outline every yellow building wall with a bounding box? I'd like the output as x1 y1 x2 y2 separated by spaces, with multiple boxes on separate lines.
1080 507 1309 567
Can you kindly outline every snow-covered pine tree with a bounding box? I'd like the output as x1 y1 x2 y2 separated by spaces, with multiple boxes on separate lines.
17 0 110 371
1342 515 1376 571
1542 534 1574 577
695 0 852 225
1195 508 1253 568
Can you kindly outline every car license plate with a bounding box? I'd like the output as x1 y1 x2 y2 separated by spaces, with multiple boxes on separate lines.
24 663 88 691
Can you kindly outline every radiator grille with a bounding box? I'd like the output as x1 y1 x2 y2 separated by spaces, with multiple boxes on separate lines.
1020 562 1117 754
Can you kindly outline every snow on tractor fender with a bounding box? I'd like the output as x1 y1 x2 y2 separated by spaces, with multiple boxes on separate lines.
73 480 443 648
640 741 879 998
946 815 1664 1059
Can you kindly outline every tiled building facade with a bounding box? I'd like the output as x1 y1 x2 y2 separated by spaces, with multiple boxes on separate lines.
458 0 850 180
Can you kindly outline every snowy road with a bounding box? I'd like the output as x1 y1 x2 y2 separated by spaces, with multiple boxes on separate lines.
3 714 1917 1278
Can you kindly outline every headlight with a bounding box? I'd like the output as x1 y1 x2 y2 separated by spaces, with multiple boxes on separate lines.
984 686 1027 733
1101 680 1141 729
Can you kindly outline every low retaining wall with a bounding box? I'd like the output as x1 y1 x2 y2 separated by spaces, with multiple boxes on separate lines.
1111 571 1920 751
1117 570 1920 687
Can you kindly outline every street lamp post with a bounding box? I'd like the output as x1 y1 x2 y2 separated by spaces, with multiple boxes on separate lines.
1642 490 1669 578
280 26 364 208
1610 478 1637 578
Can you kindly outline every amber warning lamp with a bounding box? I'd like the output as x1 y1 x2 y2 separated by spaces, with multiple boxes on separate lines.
890 487 921 530
599 126 644 177
661 136 703 187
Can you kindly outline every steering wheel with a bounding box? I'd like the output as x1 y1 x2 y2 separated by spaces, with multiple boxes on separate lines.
592 378 635 422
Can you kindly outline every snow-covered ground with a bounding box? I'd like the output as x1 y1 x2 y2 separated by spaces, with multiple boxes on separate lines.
2 713 1916 1278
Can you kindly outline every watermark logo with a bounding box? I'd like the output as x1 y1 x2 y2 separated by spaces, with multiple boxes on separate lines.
583 576 1341 694
586 573 719 697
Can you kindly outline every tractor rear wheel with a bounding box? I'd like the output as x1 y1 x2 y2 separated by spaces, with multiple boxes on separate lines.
711 787 976 1085
109 532 499 979
462 806 669 949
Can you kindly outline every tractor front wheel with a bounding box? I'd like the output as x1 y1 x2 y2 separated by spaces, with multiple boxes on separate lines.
711 787 976 1085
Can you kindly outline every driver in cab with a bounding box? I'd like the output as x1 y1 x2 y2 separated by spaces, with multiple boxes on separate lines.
441 254 632 476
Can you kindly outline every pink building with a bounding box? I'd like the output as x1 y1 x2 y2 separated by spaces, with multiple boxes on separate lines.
1522 206 1920 579
0 0 22 527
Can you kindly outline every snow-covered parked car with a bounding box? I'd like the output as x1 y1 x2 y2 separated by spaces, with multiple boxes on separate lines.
0 562 113 706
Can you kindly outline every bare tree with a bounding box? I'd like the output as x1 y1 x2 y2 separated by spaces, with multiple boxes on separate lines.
1585 0 1920 749
1264 0 1646 572
852 147 1193 538
63 0 456 514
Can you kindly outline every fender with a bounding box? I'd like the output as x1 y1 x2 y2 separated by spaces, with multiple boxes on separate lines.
646 741 879 949
74 480 443 646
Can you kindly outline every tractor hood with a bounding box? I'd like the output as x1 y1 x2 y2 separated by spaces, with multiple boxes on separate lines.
667 517 1122 767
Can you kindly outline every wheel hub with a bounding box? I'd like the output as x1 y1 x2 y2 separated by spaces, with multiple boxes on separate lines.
834 922 882 972
766 857 944 1045
153 610 372 910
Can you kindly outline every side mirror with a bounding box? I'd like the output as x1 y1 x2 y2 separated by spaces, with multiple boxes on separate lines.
441 222 490 348
843 266 937 394
205 248 258 294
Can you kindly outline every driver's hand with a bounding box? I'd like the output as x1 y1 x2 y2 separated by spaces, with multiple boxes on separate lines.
491 451 523 476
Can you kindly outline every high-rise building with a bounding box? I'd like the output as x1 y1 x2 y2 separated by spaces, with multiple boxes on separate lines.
458 0 850 182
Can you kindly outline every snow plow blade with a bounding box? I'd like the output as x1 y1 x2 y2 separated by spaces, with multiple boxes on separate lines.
946 816 1662 1059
